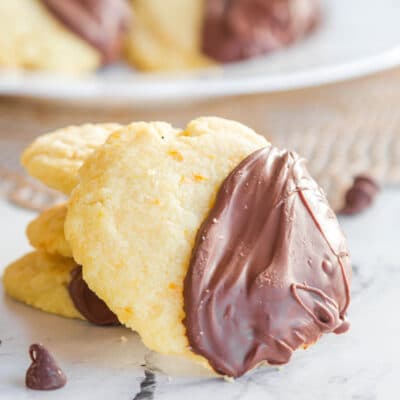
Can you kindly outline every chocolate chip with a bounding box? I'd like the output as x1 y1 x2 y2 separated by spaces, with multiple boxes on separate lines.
340 175 380 215
25 344 66 390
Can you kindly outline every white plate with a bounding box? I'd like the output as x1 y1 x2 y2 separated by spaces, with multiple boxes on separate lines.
1 0 400 104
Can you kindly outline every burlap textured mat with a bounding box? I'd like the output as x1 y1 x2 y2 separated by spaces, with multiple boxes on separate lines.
1 67 400 211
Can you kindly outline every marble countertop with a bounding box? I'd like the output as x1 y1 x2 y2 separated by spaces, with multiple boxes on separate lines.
0 189 399 400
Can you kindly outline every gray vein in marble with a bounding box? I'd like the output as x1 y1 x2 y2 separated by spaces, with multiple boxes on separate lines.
133 370 156 400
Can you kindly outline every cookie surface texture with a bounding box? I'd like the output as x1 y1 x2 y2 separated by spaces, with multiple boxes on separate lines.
21 123 121 194
65 117 268 359
3 251 83 320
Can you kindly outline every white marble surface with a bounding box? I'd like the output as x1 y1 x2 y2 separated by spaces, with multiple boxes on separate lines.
0 190 400 400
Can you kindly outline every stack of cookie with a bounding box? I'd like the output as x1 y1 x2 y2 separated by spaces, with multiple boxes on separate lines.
4 123 123 325
3 117 351 378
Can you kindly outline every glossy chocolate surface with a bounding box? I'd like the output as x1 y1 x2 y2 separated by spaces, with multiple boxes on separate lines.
42 0 131 63
184 147 351 377
202 0 319 62
68 266 120 326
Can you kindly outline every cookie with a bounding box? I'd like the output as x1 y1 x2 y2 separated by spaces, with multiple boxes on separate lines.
3 251 83 320
3 251 120 325
65 116 351 377
26 203 72 258
65 117 268 363
0 0 100 73
125 0 213 71
125 0 319 71
0 0 132 73
21 123 121 194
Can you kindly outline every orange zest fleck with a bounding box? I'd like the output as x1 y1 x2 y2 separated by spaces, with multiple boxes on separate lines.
168 150 184 161
193 174 207 182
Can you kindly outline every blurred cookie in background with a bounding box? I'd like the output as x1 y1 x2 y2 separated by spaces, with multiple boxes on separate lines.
0 0 131 74
125 0 320 71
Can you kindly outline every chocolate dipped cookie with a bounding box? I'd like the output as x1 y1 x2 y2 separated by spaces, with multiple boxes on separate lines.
64 117 351 377
125 0 320 71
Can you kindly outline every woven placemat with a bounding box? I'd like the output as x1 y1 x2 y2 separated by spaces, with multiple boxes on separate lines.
1 67 400 212
0 168 65 212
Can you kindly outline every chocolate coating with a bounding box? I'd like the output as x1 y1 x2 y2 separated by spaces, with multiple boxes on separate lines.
42 0 131 63
202 0 320 63
184 147 351 378
68 266 120 326
340 175 380 215
26 344 66 390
